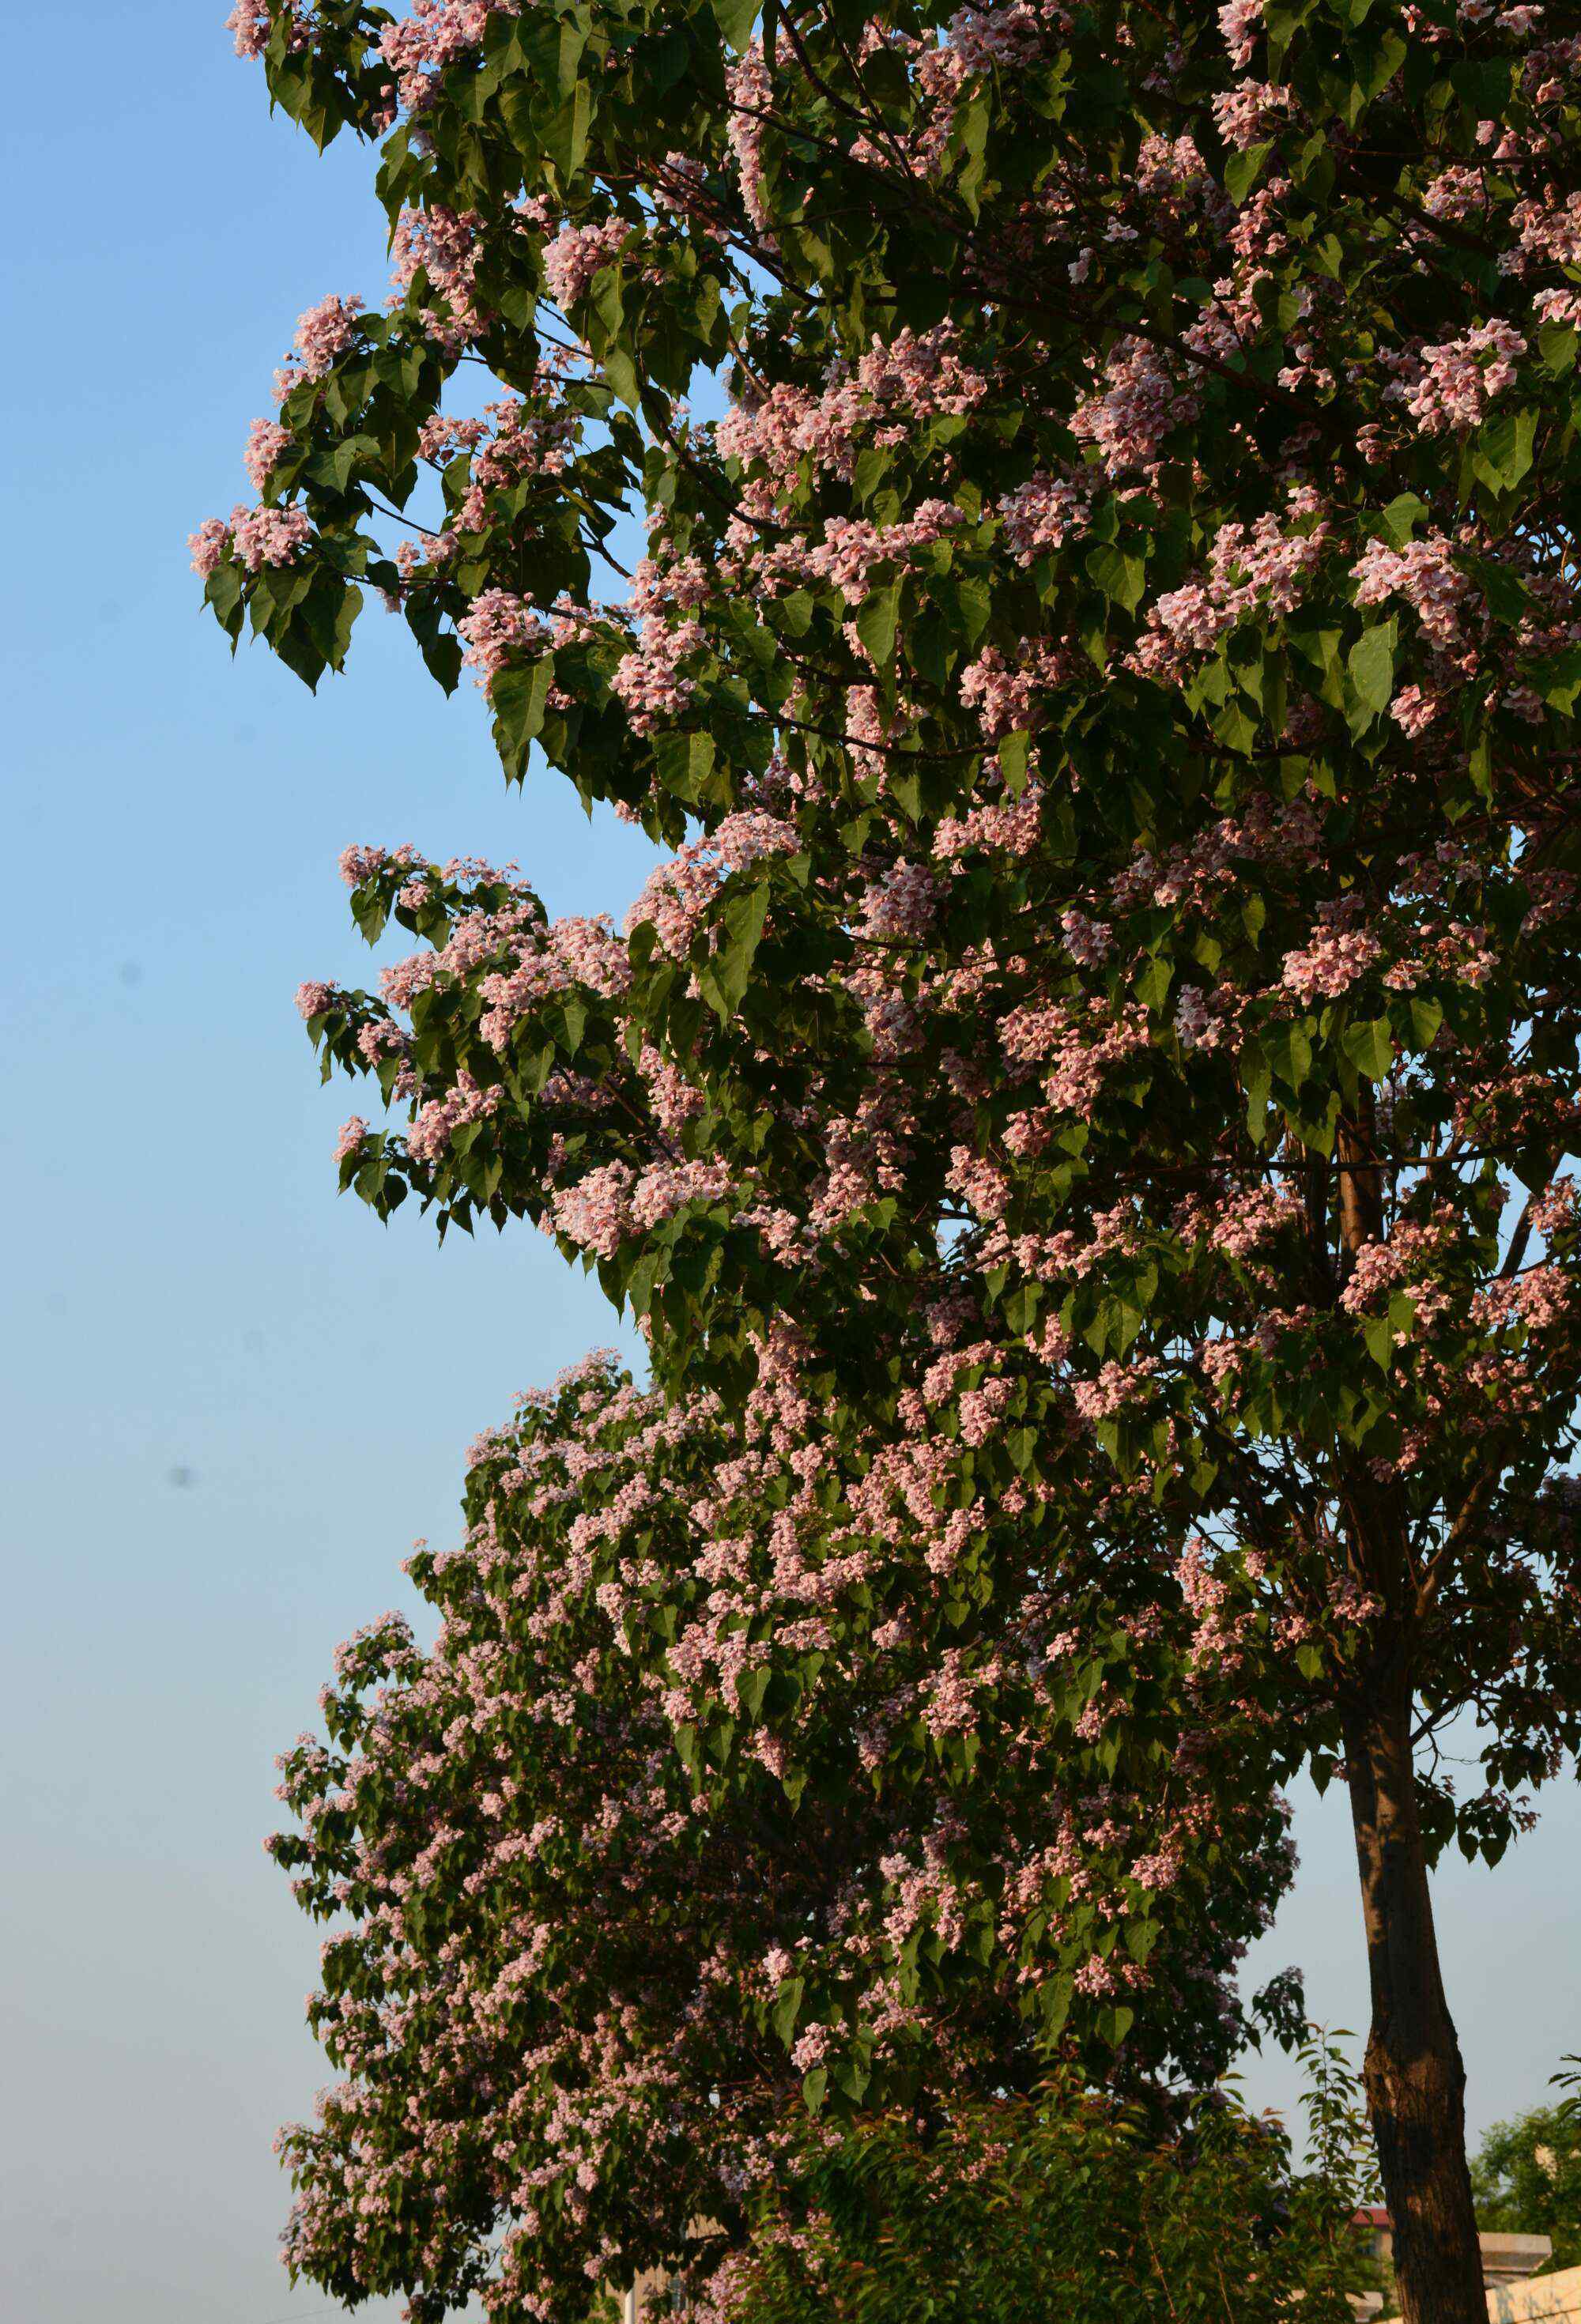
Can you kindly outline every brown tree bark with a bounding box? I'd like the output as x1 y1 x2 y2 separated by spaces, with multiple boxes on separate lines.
1330 1104 1485 2322
1341 1681 1486 2324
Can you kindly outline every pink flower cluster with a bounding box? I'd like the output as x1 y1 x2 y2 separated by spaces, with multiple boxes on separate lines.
339 841 422 888
1350 532 1473 652
1070 336 1201 482
243 417 292 492
456 590 551 693
390 204 487 345
477 915 632 1051
724 47 775 235
1218 0 1264 66
958 642 1073 739
949 0 1071 74
629 1160 734 1230
1145 501 1328 673
946 1147 1011 1221
609 615 704 734
998 467 1097 564
934 780 1044 861
1211 77 1292 149
1401 322 1526 436
1280 926 1383 1005
334 1115 370 1163
227 2 282 58
549 1163 636 1259
801 500 965 604
274 294 364 402
408 1071 502 1164
621 813 796 971
717 326 986 514
542 221 631 311
379 0 519 113
187 501 312 576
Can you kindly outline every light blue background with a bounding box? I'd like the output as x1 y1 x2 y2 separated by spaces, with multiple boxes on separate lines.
2 9 1575 2321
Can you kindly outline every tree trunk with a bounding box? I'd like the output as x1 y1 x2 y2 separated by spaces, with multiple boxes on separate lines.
1341 1685 1485 2324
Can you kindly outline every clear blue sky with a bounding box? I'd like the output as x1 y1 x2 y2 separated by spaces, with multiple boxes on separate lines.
2 10 1574 2322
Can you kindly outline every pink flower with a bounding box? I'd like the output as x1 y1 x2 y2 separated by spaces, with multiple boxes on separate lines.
609 616 704 734
550 1164 637 1260
542 220 630 311
1280 926 1383 1004
630 1160 734 1229
724 47 775 234
1070 335 1201 481
946 1146 1011 1221
1211 78 1291 149
1217 0 1263 66
1350 533 1472 651
408 1071 501 1164
1401 321 1526 436
390 206 488 345
226 2 274 58
1389 683 1441 738
998 467 1096 563
284 293 364 392
378 0 521 113
188 518 231 578
191 502 314 576
230 501 313 572
456 591 550 693
243 417 292 492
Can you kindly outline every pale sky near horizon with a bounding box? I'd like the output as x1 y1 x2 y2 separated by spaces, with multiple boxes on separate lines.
2 11 1576 2324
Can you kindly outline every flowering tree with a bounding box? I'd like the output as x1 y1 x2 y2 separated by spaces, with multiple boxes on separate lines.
202 2 1581 2317
269 1353 1292 2319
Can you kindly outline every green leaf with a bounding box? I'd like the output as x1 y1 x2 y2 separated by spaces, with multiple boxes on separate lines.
1223 141 1273 205
1262 1020 1312 1090
711 0 760 47
205 559 244 637
490 655 555 776
1210 695 1260 754
653 728 716 802
1539 321 1579 376
997 729 1031 793
1084 540 1145 612
855 577 902 669
519 15 589 97
697 877 771 1021
1240 1036 1273 1142
852 447 891 507
543 79 592 180
1467 553 1531 627
1036 1973 1073 2039
801 2066 828 2113
1341 1017 1393 1081
1134 955 1172 1013
1533 643 1581 714
1400 994 1443 1051
1377 492 1427 547
1474 406 1538 494
771 1976 805 2045
1346 619 1396 727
